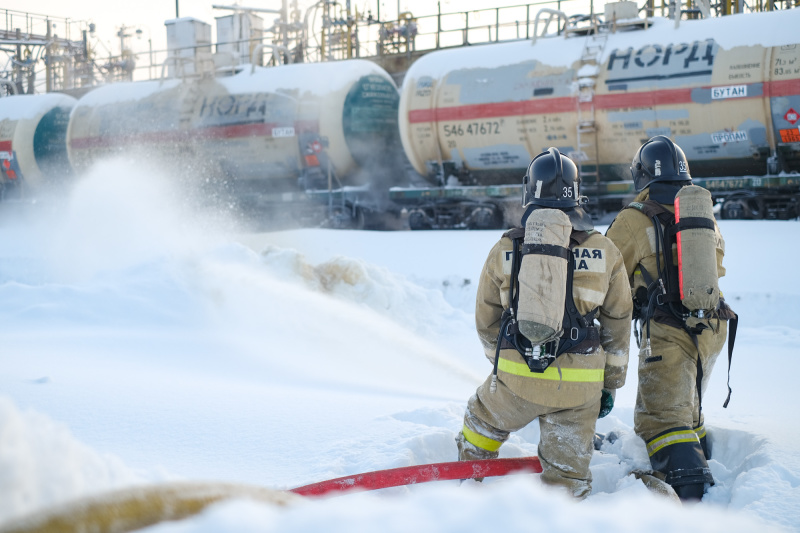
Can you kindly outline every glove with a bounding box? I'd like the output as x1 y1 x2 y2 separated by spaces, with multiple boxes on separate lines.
598 389 616 419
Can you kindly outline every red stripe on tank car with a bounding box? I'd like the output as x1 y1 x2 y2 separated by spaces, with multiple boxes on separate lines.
594 88 694 108
767 78 800 97
70 121 309 150
408 98 575 123
0 140 11 152
407 80 799 123
194 123 270 140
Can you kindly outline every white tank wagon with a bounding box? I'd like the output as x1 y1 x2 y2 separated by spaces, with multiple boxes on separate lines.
0 93 77 198
66 59 404 226
397 8 800 224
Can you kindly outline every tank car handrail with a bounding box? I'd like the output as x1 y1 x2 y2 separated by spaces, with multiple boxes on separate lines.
0 79 18 95
250 44 292 73
531 8 569 44
159 56 195 84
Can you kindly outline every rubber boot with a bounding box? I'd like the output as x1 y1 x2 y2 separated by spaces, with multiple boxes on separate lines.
455 433 498 482
673 482 705 502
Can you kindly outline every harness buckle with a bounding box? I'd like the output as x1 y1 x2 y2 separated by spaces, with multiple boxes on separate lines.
570 327 579 341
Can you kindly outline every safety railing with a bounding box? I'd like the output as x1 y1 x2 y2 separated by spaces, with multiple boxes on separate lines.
318 0 580 61
3 0 799 92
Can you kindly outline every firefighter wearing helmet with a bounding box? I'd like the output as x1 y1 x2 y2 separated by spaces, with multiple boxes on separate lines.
606 136 737 501
456 148 632 499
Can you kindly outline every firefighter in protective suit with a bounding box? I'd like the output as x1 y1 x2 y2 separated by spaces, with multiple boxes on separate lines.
605 136 734 501
456 148 632 499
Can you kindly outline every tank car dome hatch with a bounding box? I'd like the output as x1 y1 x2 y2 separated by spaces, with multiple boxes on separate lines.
0 93 77 196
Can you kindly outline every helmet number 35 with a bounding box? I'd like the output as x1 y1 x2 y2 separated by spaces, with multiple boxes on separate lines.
562 187 574 197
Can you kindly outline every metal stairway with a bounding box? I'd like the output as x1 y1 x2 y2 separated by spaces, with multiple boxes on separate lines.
575 25 609 186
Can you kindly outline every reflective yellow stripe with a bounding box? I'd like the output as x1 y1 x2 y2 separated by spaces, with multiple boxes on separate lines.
646 429 700 456
694 424 706 439
462 425 502 452
497 358 604 382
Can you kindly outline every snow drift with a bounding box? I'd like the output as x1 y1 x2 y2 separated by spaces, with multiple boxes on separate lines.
0 160 798 531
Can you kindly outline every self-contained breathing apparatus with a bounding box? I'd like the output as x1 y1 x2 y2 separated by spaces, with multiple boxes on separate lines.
490 227 601 384
488 148 600 393
625 187 738 407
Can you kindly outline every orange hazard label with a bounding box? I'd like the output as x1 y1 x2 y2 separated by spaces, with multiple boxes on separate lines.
780 128 800 143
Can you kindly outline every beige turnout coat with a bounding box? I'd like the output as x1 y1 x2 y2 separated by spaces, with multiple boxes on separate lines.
605 189 729 442
475 229 632 408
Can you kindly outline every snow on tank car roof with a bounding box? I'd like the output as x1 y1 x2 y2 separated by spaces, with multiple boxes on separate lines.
617 9 800 50
74 79 183 107
0 93 76 122
405 8 799 75
223 59 397 95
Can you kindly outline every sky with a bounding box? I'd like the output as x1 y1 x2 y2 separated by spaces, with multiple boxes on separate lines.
0 157 799 531
1 0 595 60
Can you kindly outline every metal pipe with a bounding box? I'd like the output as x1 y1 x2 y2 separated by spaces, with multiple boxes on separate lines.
212 4 282 14
436 2 441 49
45 19 51 92
250 43 291 72
346 0 352 59
14 27 21 91
159 55 193 82
0 79 19 95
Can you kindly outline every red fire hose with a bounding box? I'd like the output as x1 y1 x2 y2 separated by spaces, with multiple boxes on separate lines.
290 457 542 497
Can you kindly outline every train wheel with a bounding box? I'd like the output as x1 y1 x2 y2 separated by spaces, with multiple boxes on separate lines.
466 205 503 230
720 198 746 219
408 209 432 230
721 194 760 220
351 207 366 230
324 206 365 230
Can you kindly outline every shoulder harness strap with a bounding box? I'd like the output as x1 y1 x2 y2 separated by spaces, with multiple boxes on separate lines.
626 200 736 418
557 230 600 356
625 199 683 312
498 228 601 374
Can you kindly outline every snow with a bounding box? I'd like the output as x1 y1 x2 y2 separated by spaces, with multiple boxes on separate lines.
617 9 800 49
0 93 76 123
226 60 397 95
404 9 800 74
70 59 393 112
73 79 182 108
1 159 799 532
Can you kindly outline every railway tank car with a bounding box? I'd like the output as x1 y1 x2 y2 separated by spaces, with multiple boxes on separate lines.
0 93 76 199
67 59 405 227
396 7 800 227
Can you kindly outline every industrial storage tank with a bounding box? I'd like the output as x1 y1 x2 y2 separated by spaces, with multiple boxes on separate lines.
67 59 403 200
398 7 800 194
0 93 76 197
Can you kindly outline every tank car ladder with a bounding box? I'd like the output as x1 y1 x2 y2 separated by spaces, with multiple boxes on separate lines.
575 26 609 187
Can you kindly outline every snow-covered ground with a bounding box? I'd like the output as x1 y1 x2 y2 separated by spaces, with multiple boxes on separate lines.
0 161 798 532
